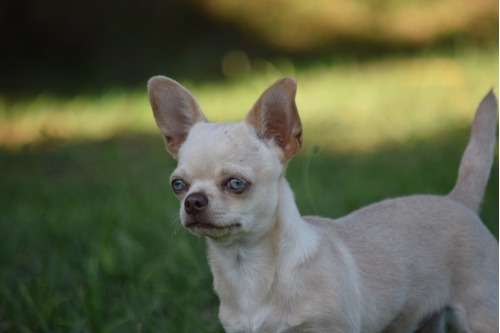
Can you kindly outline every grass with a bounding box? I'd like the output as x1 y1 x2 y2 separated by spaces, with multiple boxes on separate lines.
1 47 498 151
0 48 498 332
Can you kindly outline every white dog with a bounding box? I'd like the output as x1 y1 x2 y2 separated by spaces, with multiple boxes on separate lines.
148 76 498 332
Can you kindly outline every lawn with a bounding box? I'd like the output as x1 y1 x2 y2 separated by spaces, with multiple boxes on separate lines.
0 48 498 332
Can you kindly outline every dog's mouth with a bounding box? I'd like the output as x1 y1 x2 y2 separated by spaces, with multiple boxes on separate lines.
185 219 241 238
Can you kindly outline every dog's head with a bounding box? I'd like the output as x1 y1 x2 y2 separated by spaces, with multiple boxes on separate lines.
148 77 302 241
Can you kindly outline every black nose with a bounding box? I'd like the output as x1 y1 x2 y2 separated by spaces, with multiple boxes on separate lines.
184 193 209 215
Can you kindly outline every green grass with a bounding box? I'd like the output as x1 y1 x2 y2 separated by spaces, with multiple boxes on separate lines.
0 48 498 331
0 131 497 332
0 137 222 332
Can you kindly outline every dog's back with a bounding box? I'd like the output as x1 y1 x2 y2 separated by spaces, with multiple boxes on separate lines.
314 91 499 332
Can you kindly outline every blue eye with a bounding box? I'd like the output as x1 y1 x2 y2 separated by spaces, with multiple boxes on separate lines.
171 179 187 192
226 178 247 192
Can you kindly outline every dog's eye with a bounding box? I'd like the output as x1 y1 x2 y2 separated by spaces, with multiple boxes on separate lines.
171 179 187 193
226 178 248 193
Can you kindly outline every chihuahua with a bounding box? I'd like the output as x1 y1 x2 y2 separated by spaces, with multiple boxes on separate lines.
148 76 498 332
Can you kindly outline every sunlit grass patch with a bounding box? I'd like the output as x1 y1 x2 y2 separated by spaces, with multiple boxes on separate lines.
0 91 152 148
293 52 497 151
0 48 497 151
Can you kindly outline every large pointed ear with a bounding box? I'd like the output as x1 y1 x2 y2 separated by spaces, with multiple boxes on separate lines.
245 77 302 160
148 76 207 159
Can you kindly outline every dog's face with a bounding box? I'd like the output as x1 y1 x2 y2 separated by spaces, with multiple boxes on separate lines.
148 76 302 241
170 121 284 239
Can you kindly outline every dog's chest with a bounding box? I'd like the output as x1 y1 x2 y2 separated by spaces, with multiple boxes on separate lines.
214 261 299 332
219 300 292 333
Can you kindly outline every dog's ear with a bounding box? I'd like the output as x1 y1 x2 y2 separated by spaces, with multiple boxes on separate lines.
148 76 207 159
245 77 302 160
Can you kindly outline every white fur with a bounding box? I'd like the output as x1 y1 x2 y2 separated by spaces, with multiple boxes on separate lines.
148 76 499 332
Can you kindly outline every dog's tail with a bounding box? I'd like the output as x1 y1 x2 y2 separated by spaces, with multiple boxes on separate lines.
448 90 498 213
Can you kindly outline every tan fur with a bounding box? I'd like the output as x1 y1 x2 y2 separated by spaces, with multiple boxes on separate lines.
148 76 498 333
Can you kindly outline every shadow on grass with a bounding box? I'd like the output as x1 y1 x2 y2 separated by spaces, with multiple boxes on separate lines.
0 125 497 332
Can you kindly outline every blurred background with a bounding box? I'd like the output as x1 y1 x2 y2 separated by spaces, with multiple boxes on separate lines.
0 0 498 331
1 0 498 96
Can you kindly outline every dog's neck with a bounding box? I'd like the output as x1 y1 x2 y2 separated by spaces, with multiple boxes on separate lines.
207 177 320 311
